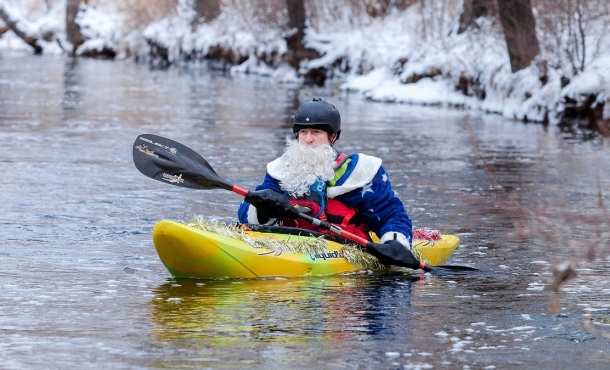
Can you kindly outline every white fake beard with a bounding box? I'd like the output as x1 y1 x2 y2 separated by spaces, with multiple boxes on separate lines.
278 138 337 197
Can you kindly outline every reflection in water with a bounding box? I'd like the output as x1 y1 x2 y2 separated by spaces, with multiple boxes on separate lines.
149 276 418 367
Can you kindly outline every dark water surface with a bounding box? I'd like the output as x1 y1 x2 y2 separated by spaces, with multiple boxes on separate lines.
1 54 609 369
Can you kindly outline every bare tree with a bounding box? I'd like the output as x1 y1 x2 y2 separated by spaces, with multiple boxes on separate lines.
285 0 305 69
194 0 221 21
535 0 610 75
458 0 497 33
364 0 416 17
66 0 84 55
285 0 319 70
497 0 540 72
535 0 610 134
457 0 539 72
0 5 43 53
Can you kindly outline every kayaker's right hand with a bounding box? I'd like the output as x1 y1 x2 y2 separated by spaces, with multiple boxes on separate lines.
367 240 425 270
245 190 299 219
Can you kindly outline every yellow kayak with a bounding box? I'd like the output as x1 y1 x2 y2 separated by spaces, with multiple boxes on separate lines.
152 219 460 279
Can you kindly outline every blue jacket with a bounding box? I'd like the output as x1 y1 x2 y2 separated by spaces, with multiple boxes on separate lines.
238 153 413 246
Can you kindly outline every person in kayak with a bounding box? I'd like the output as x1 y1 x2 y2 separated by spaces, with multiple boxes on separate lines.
237 98 420 269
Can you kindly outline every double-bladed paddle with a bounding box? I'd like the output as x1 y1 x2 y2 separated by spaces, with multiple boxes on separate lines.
133 133 477 272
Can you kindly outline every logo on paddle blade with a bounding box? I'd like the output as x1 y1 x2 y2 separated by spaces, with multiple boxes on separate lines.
162 173 184 184
137 136 177 155
135 144 159 158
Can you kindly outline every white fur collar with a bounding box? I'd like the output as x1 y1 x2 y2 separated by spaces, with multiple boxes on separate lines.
326 154 382 198
267 156 286 179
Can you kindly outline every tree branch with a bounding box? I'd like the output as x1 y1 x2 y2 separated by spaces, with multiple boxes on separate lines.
0 5 43 53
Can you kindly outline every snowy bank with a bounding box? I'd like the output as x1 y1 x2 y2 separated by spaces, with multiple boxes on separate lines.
1 0 609 132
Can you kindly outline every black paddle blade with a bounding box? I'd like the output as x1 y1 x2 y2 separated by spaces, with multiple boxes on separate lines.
132 134 233 191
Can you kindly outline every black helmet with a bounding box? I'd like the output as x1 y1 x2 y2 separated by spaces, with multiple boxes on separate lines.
293 98 341 141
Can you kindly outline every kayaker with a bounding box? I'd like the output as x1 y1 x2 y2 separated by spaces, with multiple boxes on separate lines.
237 98 420 268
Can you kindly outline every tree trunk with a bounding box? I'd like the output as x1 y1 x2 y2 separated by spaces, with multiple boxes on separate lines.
285 0 306 69
286 0 306 43
365 0 390 18
66 0 84 55
194 0 221 22
0 5 43 53
497 0 540 72
285 0 323 84
285 0 319 68
365 0 416 17
458 0 496 34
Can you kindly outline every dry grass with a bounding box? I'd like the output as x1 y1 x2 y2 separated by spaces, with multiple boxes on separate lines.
187 216 385 270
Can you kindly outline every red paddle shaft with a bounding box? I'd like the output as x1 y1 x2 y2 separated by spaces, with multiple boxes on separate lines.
231 185 249 197
230 185 427 271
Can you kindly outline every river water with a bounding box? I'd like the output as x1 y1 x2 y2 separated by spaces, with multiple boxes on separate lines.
1 54 609 369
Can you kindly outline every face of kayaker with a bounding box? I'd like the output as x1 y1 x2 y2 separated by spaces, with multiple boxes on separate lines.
297 128 337 147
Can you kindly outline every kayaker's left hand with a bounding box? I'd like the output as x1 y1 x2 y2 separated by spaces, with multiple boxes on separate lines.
367 240 423 269
245 189 300 219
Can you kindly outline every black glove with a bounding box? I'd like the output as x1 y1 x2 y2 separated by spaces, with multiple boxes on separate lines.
245 189 300 219
367 240 423 269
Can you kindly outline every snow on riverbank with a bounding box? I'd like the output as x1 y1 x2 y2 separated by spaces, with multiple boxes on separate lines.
1 0 609 127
